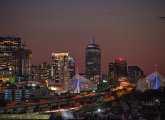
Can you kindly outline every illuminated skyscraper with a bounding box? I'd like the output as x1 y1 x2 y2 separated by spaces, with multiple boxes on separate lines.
31 65 39 81
51 53 75 90
85 38 101 81
0 36 32 80
115 58 127 77
39 62 51 81
0 37 21 77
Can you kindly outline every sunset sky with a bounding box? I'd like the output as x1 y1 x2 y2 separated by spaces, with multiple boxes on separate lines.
1 0 165 75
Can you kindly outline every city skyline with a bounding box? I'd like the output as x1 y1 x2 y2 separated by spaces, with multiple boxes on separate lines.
1 0 165 75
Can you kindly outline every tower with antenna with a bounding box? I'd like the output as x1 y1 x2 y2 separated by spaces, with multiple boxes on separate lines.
88 35 96 45
86 35 101 83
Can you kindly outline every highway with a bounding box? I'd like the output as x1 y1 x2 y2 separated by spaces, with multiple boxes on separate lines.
0 92 107 113
74 86 134 116
0 82 134 114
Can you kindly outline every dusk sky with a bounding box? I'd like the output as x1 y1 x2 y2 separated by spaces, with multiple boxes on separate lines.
1 0 165 75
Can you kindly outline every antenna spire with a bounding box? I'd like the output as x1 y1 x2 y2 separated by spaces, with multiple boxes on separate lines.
88 35 95 44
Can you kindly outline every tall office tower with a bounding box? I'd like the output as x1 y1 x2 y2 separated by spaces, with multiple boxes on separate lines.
0 36 21 77
85 38 101 82
68 57 75 79
14 48 32 77
51 53 75 90
108 62 118 86
128 66 144 79
108 62 116 77
31 65 39 81
0 36 32 80
39 62 51 81
115 58 127 77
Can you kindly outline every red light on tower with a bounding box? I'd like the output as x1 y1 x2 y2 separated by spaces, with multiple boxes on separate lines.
118 57 125 61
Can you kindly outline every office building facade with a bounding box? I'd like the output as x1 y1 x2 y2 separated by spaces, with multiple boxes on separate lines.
39 62 51 81
51 53 75 90
128 66 144 79
108 62 116 78
14 48 32 77
0 37 21 77
115 58 127 77
68 57 75 79
85 39 101 81
0 36 32 80
31 65 39 81
108 62 118 86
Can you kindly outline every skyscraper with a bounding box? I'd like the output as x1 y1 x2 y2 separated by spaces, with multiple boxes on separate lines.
14 48 32 77
39 62 51 82
128 66 144 79
108 62 118 86
108 62 116 77
115 58 127 77
68 57 75 79
51 53 75 91
85 38 101 81
0 36 21 77
0 36 32 80
31 65 39 81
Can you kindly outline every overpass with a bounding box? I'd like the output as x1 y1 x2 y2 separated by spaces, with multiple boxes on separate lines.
73 90 129 116
0 92 108 114
0 85 134 114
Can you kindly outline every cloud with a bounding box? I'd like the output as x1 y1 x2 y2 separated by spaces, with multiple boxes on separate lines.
157 17 165 20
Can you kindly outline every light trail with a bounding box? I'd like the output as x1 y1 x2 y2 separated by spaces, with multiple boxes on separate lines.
42 107 80 113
